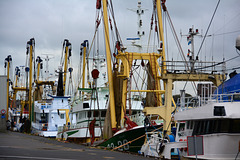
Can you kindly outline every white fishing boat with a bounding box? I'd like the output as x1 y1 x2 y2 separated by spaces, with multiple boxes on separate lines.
173 90 240 160
56 52 144 143
32 95 70 137
139 35 240 159
32 39 72 137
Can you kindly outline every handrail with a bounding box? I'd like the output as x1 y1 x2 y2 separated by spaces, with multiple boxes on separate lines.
177 93 240 112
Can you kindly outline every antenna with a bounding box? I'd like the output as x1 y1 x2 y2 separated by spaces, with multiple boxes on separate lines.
181 26 202 72
127 1 148 52
41 54 54 80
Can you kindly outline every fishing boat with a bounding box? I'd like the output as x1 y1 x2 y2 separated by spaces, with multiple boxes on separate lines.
96 0 169 152
32 94 70 137
32 39 72 137
56 41 145 143
56 48 110 143
138 19 240 160
56 1 149 145
173 83 240 159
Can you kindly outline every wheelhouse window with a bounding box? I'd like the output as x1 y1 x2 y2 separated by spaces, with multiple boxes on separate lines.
231 119 240 133
192 119 240 135
101 111 106 117
214 106 226 116
178 123 185 131
87 111 91 118
83 103 89 108
60 114 64 119
93 111 99 117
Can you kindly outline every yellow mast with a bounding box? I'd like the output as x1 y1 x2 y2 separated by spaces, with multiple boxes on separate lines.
28 38 34 123
102 0 117 129
63 39 71 95
5 55 11 121
36 56 42 81
12 67 20 111
156 0 166 73
11 67 27 119
81 42 87 95
156 0 171 134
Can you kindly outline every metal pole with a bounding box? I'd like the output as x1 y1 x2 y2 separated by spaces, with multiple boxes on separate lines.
194 135 198 160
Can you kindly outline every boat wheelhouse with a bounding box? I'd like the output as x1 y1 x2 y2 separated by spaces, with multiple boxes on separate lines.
174 90 240 159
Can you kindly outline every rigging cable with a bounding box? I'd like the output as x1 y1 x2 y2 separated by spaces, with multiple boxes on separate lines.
213 12 240 35
182 0 221 91
196 0 220 57
210 29 240 36
166 10 189 70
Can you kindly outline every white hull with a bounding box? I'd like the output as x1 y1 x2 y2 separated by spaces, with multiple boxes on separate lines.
57 127 102 141
182 133 240 160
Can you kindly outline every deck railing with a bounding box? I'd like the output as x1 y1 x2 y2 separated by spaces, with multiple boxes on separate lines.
177 93 240 112
161 60 225 75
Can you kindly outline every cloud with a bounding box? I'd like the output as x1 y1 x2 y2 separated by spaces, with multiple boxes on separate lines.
1 0 240 96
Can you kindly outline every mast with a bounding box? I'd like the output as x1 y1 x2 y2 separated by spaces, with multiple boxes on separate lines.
127 1 147 52
102 0 117 129
62 39 72 95
12 67 20 110
36 56 43 81
81 41 87 95
41 54 54 81
5 55 12 121
27 38 34 123
156 0 166 74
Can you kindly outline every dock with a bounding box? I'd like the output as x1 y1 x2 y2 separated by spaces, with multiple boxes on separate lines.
0 131 150 160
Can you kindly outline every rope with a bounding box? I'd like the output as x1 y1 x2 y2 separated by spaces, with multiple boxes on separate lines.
111 125 163 151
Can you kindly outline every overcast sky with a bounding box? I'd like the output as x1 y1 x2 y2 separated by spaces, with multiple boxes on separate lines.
1 0 240 95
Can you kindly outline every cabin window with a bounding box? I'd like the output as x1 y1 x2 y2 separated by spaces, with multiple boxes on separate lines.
190 121 194 129
213 120 220 133
186 121 190 129
205 120 212 134
178 123 185 131
101 111 106 117
214 106 226 116
231 119 240 133
192 121 199 135
200 121 206 135
220 119 230 133
93 111 99 117
83 103 89 108
198 121 203 134
62 99 64 103
60 114 64 119
132 111 137 115
41 113 46 119
78 112 84 119
78 113 81 119
192 119 240 136
87 111 91 118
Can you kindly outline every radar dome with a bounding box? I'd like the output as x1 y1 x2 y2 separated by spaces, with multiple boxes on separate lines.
236 35 240 51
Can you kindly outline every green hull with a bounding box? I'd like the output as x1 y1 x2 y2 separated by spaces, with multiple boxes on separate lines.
98 125 161 153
